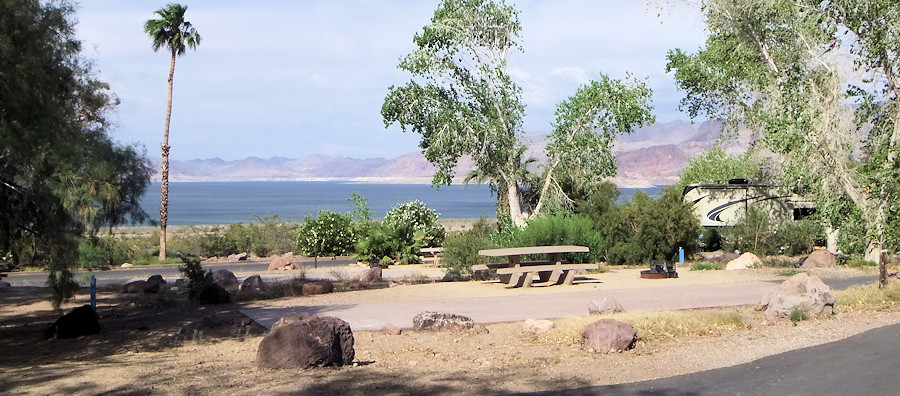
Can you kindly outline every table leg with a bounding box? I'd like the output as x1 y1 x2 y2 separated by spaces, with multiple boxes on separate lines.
522 272 533 287
563 269 577 285
548 253 564 284
507 255 522 287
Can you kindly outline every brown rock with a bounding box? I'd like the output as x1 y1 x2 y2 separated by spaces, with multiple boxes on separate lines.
802 250 836 268
472 324 490 334
412 311 474 332
301 280 334 296
257 315 355 369
144 275 166 293
198 283 231 304
268 256 293 271
581 319 636 353
726 252 761 270
44 305 100 339
757 273 835 321
382 324 402 336
588 297 625 315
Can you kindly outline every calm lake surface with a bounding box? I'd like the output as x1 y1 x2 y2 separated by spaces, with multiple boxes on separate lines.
137 181 660 225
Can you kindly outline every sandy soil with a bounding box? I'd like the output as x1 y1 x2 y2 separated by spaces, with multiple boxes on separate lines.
1 266 897 395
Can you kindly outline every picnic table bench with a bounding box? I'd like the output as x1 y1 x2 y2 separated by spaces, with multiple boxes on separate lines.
419 247 442 267
474 245 596 287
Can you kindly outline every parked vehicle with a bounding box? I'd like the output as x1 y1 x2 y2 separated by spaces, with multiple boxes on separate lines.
682 179 815 227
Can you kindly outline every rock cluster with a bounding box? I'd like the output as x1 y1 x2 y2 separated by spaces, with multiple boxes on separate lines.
123 274 167 294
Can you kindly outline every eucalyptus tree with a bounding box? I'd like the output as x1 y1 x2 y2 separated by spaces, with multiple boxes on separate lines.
144 3 201 260
665 0 900 268
1 0 152 306
383 0 654 225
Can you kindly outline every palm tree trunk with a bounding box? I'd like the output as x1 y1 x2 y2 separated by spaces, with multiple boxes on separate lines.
159 51 176 261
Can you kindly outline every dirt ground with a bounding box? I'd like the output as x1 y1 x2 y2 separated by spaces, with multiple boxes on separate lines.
1 266 898 395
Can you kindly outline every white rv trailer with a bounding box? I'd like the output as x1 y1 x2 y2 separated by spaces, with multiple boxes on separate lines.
682 180 815 227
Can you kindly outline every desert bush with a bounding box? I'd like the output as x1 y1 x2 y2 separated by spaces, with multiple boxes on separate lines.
776 269 806 277
77 236 127 268
777 220 823 256
245 215 298 257
355 222 420 265
296 210 356 257
441 218 498 280
690 262 722 271
844 257 877 269
179 255 212 299
762 257 795 268
721 207 778 257
789 306 809 324
383 200 446 248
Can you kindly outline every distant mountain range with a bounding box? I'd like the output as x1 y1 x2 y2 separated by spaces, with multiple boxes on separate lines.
153 119 751 187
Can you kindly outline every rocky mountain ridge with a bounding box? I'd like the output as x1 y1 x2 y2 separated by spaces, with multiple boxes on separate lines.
154 120 751 187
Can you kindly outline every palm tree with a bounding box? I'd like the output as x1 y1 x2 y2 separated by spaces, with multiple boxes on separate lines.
145 4 201 260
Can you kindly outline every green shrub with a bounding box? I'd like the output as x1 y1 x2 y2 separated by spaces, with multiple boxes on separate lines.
77 237 127 268
777 220 822 256
690 262 722 271
722 207 778 257
441 218 497 280
777 269 806 277
762 257 795 268
845 257 876 269
789 306 809 324
296 210 355 257
355 222 420 265
179 255 212 299
384 200 446 248
510 213 602 264
588 188 700 265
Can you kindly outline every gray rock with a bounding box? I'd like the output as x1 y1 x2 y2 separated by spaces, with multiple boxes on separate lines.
581 319 636 353
523 319 555 334
589 297 625 315
44 305 100 339
356 267 382 283
257 315 355 369
0 281 10 287
757 273 835 321
144 275 166 293
239 274 265 292
382 324 402 336
412 311 474 332
122 280 147 294
212 269 239 288
198 283 231 304
227 252 248 262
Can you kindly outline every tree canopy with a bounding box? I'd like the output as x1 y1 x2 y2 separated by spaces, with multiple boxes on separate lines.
666 0 900 263
0 0 152 306
383 0 654 225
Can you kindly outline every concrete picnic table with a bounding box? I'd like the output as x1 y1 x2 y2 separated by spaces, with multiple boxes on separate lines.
476 245 597 287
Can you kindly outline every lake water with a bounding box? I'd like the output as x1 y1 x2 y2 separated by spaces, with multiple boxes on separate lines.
137 181 660 225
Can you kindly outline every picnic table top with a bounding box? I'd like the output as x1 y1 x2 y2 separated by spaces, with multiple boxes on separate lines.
478 245 589 257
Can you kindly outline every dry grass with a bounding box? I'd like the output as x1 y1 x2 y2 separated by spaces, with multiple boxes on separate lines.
834 279 900 312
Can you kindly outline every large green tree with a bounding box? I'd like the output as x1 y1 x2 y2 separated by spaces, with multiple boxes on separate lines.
1 0 152 306
666 0 900 270
382 0 653 226
144 3 201 260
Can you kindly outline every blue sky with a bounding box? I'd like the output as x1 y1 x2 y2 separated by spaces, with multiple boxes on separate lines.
74 1 707 161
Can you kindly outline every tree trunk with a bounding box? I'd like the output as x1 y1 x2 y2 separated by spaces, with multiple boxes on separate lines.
159 51 176 261
879 250 888 290
506 179 526 227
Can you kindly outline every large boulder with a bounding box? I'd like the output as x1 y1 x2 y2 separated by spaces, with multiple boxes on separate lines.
301 280 334 296
588 297 625 315
757 273 835 321
412 311 474 332
802 250 836 269
144 275 167 293
726 252 761 270
268 256 293 271
581 319 636 354
257 315 355 369
44 305 100 339
212 269 239 288
239 274 265 293
356 267 382 283
198 283 232 304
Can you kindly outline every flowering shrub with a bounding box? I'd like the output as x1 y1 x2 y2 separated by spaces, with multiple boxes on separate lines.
296 210 355 257
383 200 446 247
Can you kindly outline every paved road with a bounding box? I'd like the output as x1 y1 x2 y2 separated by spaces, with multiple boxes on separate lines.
4 256 353 286
536 321 900 395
